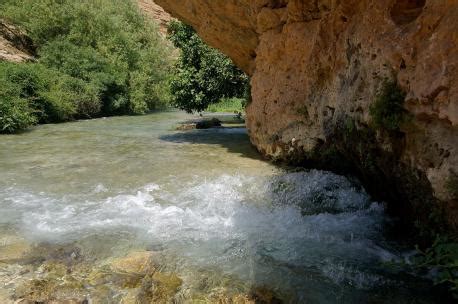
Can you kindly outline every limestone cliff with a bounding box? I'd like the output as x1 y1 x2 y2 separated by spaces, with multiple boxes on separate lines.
155 0 457 233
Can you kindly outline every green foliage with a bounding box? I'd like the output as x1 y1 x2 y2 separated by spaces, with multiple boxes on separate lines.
0 77 37 133
0 62 78 131
411 235 458 298
167 21 248 113
206 98 245 113
0 0 173 132
370 79 407 131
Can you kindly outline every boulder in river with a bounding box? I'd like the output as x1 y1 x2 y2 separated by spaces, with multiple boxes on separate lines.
196 118 222 129
176 118 222 130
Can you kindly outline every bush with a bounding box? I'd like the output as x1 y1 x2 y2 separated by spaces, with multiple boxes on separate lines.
167 21 248 113
0 62 77 125
370 79 407 131
0 0 174 132
0 79 36 133
411 235 458 299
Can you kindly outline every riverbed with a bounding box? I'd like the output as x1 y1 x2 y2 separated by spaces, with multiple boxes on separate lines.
0 111 443 303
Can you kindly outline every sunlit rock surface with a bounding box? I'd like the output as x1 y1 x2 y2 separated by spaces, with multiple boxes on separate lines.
0 20 35 62
154 0 458 231
137 0 174 34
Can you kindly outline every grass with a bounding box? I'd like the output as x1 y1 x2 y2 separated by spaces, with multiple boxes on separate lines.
206 97 245 113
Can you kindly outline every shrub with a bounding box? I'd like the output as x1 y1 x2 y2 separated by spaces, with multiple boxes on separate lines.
53 76 101 119
370 79 407 131
167 21 248 113
0 0 174 131
411 235 458 299
0 79 36 133
0 62 77 125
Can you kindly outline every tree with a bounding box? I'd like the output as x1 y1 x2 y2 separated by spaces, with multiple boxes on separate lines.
167 21 248 113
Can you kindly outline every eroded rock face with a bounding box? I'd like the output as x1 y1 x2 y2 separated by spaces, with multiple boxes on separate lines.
137 0 174 34
155 0 457 232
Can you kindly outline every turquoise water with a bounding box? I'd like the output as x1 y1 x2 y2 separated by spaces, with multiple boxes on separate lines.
0 112 443 303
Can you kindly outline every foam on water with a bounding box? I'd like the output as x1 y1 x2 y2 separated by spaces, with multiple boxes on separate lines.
0 170 399 296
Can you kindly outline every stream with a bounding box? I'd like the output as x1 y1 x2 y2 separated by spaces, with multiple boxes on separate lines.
0 112 444 303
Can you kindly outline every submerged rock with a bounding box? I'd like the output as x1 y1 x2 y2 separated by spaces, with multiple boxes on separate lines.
0 248 185 303
1 243 286 303
13 261 88 303
193 286 282 304
0 290 13 304
176 123 197 131
109 251 159 275
0 235 31 263
90 250 183 303
176 118 222 130
137 272 183 303
248 287 283 304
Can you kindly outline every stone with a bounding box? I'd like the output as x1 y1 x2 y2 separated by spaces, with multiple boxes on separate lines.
153 0 458 232
135 271 183 303
176 123 197 131
89 251 158 289
177 118 222 130
15 278 59 303
0 235 31 263
109 251 158 275
196 118 222 129
13 260 88 304
120 289 139 304
151 272 183 301
0 289 13 304
248 287 283 304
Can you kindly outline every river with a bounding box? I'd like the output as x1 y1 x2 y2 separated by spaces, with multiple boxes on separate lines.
0 112 443 303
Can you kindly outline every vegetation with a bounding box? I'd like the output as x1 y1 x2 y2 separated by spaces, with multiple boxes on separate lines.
206 97 245 113
370 79 407 131
409 235 458 299
0 0 173 133
167 21 249 113
0 62 75 132
0 72 37 133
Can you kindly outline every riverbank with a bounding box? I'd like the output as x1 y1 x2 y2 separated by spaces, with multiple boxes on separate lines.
0 0 174 134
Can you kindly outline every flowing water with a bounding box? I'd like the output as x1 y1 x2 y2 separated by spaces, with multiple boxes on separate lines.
0 112 443 303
